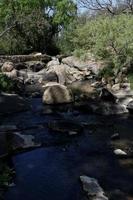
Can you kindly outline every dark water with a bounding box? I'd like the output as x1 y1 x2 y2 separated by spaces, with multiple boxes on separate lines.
1 98 133 200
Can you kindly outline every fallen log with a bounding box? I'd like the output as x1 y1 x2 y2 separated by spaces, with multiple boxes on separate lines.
0 54 51 63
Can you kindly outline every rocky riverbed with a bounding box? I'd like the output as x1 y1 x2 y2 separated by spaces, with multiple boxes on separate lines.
0 54 133 200
0 98 133 200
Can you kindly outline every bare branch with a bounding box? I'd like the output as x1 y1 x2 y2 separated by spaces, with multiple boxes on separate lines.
0 23 16 38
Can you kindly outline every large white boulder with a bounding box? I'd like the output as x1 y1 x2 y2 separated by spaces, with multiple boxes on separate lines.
42 83 74 104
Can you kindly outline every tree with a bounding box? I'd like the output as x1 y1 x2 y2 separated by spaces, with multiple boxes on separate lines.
78 0 133 15
0 0 77 55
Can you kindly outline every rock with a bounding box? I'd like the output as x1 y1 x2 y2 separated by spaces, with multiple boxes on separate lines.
0 125 17 132
3 69 18 79
0 93 30 115
80 175 108 200
121 83 131 91
111 133 120 140
34 52 42 56
100 88 116 103
46 63 94 85
24 83 44 97
114 149 127 156
95 102 128 115
109 189 127 200
39 72 59 85
25 61 45 72
127 101 133 113
62 56 104 75
12 132 40 149
47 58 60 67
68 131 78 135
0 132 8 158
15 62 27 70
48 120 82 134
68 80 96 99
42 83 74 104
1 62 14 72
112 84 120 92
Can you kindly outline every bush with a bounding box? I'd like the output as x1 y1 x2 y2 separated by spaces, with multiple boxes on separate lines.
59 14 133 74
0 74 14 92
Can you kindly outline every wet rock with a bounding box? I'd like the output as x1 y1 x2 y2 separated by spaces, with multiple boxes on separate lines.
127 101 133 114
47 58 60 67
1 62 14 72
46 63 93 85
93 101 128 115
25 61 45 72
48 120 82 134
39 72 59 85
100 88 116 103
68 80 96 99
109 189 127 200
111 133 120 140
62 56 104 75
0 125 17 132
80 175 108 200
42 83 74 104
15 62 27 70
0 93 30 115
8 132 41 151
0 132 8 158
2 69 18 79
112 84 120 92
114 149 127 156
24 83 44 97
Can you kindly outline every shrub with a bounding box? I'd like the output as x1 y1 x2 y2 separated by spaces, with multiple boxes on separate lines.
59 14 133 75
0 74 14 92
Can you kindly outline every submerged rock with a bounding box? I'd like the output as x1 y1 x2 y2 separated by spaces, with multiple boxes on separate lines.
48 120 82 134
111 133 120 140
42 83 74 104
114 149 127 156
80 175 108 200
127 101 133 114
0 93 30 115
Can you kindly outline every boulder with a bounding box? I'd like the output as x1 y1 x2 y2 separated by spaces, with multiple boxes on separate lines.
100 88 116 103
68 80 96 99
114 149 127 156
48 120 82 134
62 56 104 75
80 175 108 200
46 64 92 85
47 58 60 67
3 69 18 79
0 93 30 115
42 83 74 104
127 101 133 113
1 62 14 72
39 72 59 85
25 61 45 72
93 102 128 115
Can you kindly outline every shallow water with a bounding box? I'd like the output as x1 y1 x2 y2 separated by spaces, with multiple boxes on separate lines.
1 98 133 200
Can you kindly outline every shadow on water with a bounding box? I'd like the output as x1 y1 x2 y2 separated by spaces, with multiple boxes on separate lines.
0 98 133 200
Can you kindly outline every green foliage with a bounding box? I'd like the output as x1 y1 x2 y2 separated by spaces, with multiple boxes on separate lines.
98 66 114 79
128 73 133 89
0 164 13 187
0 0 77 55
60 14 133 73
0 74 14 92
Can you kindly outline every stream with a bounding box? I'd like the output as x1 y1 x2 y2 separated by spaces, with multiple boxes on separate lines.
1 98 133 200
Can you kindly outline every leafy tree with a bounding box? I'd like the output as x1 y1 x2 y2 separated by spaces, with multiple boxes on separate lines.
0 0 77 55
59 14 133 73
